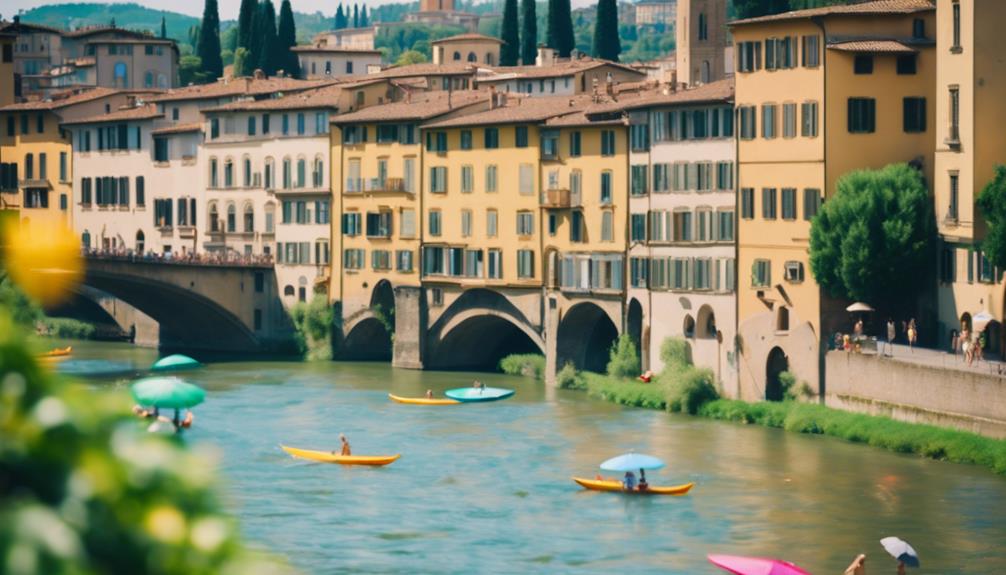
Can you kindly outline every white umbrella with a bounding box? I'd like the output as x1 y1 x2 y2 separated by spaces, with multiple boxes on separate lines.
846 302 874 313
971 311 995 332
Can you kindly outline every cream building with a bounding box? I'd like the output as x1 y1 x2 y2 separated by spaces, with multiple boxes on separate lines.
732 0 936 400
293 45 383 80
620 79 737 392
933 0 1006 354
431 34 502 66
635 1 676 28
477 58 647 96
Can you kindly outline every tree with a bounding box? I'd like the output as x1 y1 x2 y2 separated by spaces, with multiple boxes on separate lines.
734 0 791 19
546 0 574 57
335 4 347 29
360 4 369 27
520 0 537 64
196 0 223 81
179 54 205 85
592 0 620 61
353 4 359 28
499 0 519 65
160 15 167 38
256 0 279 76
809 163 935 315
237 0 257 51
277 0 300 77
976 165 1006 270
395 49 428 65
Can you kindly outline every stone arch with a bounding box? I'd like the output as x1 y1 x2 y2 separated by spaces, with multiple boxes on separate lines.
627 297 644 362
342 316 392 361
683 314 695 338
765 346 788 401
696 304 716 339
557 302 619 373
135 229 145 254
467 52 477 62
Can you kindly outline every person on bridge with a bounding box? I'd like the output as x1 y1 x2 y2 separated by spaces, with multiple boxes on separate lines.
338 434 351 456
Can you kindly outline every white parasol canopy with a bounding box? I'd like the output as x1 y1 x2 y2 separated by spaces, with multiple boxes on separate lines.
846 302 874 313
971 311 995 332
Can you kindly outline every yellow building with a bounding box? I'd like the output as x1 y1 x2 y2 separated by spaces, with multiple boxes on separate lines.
934 0 1006 353
732 0 936 399
330 91 488 361
0 87 141 227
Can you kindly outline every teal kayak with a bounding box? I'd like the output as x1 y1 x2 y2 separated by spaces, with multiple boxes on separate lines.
444 387 515 402
151 354 202 372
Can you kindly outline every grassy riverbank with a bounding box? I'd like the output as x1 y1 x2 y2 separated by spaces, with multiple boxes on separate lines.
499 340 1006 476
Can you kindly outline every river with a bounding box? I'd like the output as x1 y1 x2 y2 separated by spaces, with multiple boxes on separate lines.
55 339 1006 574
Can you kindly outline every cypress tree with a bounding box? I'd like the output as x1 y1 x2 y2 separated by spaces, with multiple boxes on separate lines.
196 0 223 81
499 0 519 66
160 16 167 38
247 3 263 74
360 5 369 27
547 0 574 57
592 0 620 62
520 0 537 65
335 4 347 29
257 0 279 76
353 4 359 28
277 0 300 77
237 0 257 51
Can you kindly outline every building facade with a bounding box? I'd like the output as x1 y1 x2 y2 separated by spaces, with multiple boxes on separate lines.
676 0 728 86
293 46 383 80
431 34 502 66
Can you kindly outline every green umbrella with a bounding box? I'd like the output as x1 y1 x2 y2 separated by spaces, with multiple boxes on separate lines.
151 354 202 372
131 377 206 409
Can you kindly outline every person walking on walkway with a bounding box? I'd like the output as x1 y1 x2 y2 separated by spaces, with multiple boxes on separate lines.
961 323 973 365
885 319 896 357
907 319 918 352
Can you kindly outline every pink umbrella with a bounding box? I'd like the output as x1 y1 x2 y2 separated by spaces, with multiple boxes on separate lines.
708 554 813 575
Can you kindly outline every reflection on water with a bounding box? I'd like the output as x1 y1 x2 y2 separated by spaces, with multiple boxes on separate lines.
56 339 1006 574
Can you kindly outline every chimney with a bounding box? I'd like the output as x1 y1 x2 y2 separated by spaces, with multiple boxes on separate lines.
670 70 678 92
489 85 497 110
535 45 556 67
605 73 613 97
497 91 507 108
253 69 266 80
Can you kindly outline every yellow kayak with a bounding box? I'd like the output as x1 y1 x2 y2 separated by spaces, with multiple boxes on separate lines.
388 393 460 405
38 346 73 359
281 445 400 466
572 477 694 495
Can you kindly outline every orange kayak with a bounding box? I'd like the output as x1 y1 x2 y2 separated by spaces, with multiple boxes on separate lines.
38 346 72 359
572 477 694 495
388 393 460 405
280 445 400 466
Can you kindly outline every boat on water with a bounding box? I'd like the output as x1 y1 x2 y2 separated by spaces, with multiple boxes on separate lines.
388 393 460 405
572 477 694 495
37 346 72 359
151 354 202 372
280 445 400 466
444 387 515 403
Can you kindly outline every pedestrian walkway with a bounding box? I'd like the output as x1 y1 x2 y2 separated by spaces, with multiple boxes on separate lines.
863 342 1006 377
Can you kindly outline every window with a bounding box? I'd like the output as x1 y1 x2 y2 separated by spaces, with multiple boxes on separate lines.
24 153 33 179
696 209 712 242
154 138 168 162
948 86 960 142
781 188 797 220
372 250 391 270
485 165 498 193
344 249 365 270
952 1 961 50
540 130 559 159
296 158 306 188
224 158 234 187
428 210 442 236
243 204 254 232
404 157 416 193
515 126 528 148
631 165 648 196
516 211 534 236
315 112 328 134
600 130 615 156
912 17 925 39
135 176 145 206
569 131 581 156
36 113 44 133
897 54 917 75
673 211 693 242
802 35 819 67
211 118 220 139
739 106 756 140
741 188 755 219
20 114 28 135
396 250 414 272
848 98 876 133
801 101 819 137
716 162 733 190
761 104 777 139
652 163 670 193
282 114 290 135
342 212 361 235
903 97 926 133
940 244 956 284
247 116 256 136
399 208 416 238
460 130 472 150
782 103 796 138
484 127 499 149
488 249 503 279
854 55 874 75
429 166 447 193
948 173 959 221
426 131 448 152
698 12 707 40
461 165 474 193
752 260 771 287
461 209 472 237
296 113 305 135
784 261 805 283
38 153 47 180
486 209 498 237
265 203 275 232
519 164 533 195
762 188 777 219
717 210 734 242
366 211 392 238
803 188 822 221
6 116 13 136
262 114 270 134
737 41 762 72
283 157 292 189
630 123 649 151
226 204 236 232
601 171 613 204
517 250 535 279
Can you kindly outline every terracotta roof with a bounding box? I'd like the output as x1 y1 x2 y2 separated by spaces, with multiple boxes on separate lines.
431 33 504 45
290 45 382 54
587 78 735 113
147 77 338 103
201 79 386 112
827 39 919 53
332 91 489 123
151 122 202 135
61 104 163 125
0 87 123 111
423 94 614 128
0 21 64 35
369 63 478 79
480 59 646 81
731 0 934 26
62 26 153 39
87 38 176 46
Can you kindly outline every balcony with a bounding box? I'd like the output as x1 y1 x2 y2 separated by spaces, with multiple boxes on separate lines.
19 178 52 190
541 188 582 209
1 190 20 209
345 177 409 194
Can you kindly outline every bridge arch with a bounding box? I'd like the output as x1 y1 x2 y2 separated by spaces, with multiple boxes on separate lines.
557 301 619 373
341 280 396 361
427 288 544 370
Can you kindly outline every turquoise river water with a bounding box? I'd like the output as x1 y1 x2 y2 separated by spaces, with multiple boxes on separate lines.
58 339 1006 574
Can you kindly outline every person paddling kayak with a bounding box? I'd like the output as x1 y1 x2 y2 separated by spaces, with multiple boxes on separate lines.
337 434 351 456
425 389 434 399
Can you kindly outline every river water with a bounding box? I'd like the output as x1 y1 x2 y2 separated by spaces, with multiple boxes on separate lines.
56 339 1006 574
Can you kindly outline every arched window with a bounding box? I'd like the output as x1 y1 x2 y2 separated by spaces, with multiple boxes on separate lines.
701 60 711 83
696 305 716 339
243 155 252 187
243 203 254 232
224 157 234 187
453 51 461 61
296 157 306 188
157 73 168 88
467 52 477 62
284 285 295 296
113 62 128 87
485 52 495 65
209 157 219 188
135 230 145 254
144 71 154 88
264 202 276 233
683 314 696 338
312 156 324 188
226 203 236 232
282 157 292 189
208 202 219 232
264 157 275 189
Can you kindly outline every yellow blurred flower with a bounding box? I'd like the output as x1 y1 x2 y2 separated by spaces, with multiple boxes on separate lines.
2 220 82 307
145 505 187 544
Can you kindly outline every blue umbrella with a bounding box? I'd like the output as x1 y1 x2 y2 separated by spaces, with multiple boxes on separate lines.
599 453 665 472
880 537 920 568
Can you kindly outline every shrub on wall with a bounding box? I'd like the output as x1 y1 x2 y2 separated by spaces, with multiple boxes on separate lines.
499 354 545 380
666 367 719 414
659 336 692 369
290 296 333 360
606 334 641 378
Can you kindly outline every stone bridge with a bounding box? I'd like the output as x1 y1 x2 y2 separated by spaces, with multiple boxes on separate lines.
83 256 296 353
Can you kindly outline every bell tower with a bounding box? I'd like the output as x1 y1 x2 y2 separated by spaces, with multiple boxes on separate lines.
675 0 727 86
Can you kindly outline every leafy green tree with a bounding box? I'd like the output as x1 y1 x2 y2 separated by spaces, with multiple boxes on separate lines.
334 4 347 29
256 0 278 76
547 0 574 57
520 0 537 64
733 0 790 19
499 0 520 65
606 334 641 378
179 54 206 85
196 0 223 81
975 165 1006 269
592 0 620 61
237 0 257 52
360 4 369 27
395 49 428 65
232 47 250 79
277 0 300 77
809 163 935 315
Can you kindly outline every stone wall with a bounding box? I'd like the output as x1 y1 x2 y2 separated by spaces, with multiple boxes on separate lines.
824 350 1006 438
